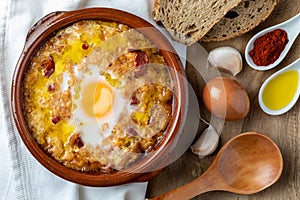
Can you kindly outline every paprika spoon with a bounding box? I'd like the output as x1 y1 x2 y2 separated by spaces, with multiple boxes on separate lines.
148 132 283 200
258 58 300 115
245 12 300 71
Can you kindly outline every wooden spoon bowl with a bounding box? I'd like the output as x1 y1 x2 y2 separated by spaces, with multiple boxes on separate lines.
150 132 283 200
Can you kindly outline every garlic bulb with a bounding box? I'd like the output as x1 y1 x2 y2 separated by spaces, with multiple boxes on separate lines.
208 46 243 76
190 124 219 158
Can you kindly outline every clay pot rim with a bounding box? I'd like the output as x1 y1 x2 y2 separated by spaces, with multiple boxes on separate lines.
11 8 186 187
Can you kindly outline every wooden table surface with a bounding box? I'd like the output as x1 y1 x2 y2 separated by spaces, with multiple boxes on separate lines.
147 0 300 199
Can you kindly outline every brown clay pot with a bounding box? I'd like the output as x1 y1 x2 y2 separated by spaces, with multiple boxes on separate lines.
11 8 186 187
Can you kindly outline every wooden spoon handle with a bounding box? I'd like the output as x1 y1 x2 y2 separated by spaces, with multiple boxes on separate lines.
149 179 210 200
149 169 221 200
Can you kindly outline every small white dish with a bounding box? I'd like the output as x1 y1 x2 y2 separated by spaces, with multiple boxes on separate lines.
258 58 300 115
245 13 300 71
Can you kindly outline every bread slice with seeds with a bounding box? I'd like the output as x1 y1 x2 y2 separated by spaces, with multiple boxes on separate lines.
153 0 243 45
202 0 279 42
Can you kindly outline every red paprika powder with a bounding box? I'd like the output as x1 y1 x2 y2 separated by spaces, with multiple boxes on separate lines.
249 29 288 66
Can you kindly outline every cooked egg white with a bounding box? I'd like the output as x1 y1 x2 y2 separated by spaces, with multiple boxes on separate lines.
66 66 128 146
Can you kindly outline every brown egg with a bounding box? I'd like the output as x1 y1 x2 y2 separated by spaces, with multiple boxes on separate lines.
202 77 250 120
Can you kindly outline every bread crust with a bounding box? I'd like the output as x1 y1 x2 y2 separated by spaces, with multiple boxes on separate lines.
202 0 279 42
153 0 160 22
153 0 243 45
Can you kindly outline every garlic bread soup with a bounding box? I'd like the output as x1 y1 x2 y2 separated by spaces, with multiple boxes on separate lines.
23 20 173 172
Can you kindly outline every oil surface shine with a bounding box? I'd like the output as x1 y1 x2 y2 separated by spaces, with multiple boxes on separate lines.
262 70 299 110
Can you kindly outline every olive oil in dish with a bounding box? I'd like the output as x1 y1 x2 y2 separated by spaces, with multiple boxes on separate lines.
262 70 299 110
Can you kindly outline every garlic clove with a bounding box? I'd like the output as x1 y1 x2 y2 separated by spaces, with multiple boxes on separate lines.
208 46 243 76
190 125 219 158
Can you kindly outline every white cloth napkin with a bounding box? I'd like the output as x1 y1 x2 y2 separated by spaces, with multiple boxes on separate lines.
0 0 187 200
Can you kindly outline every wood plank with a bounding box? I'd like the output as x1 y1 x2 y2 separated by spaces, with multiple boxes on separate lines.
147 0 300 199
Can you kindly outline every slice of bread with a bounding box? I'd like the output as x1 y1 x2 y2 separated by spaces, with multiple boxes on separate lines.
154 0 243 45
202 0 279 42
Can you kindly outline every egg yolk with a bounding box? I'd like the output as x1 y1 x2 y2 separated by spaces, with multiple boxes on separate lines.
81 81 113 118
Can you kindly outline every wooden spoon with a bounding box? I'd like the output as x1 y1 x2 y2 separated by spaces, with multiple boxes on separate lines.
149 132 283 200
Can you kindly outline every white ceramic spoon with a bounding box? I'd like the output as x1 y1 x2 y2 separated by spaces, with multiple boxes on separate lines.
258 58 300 115
245 13 300 71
